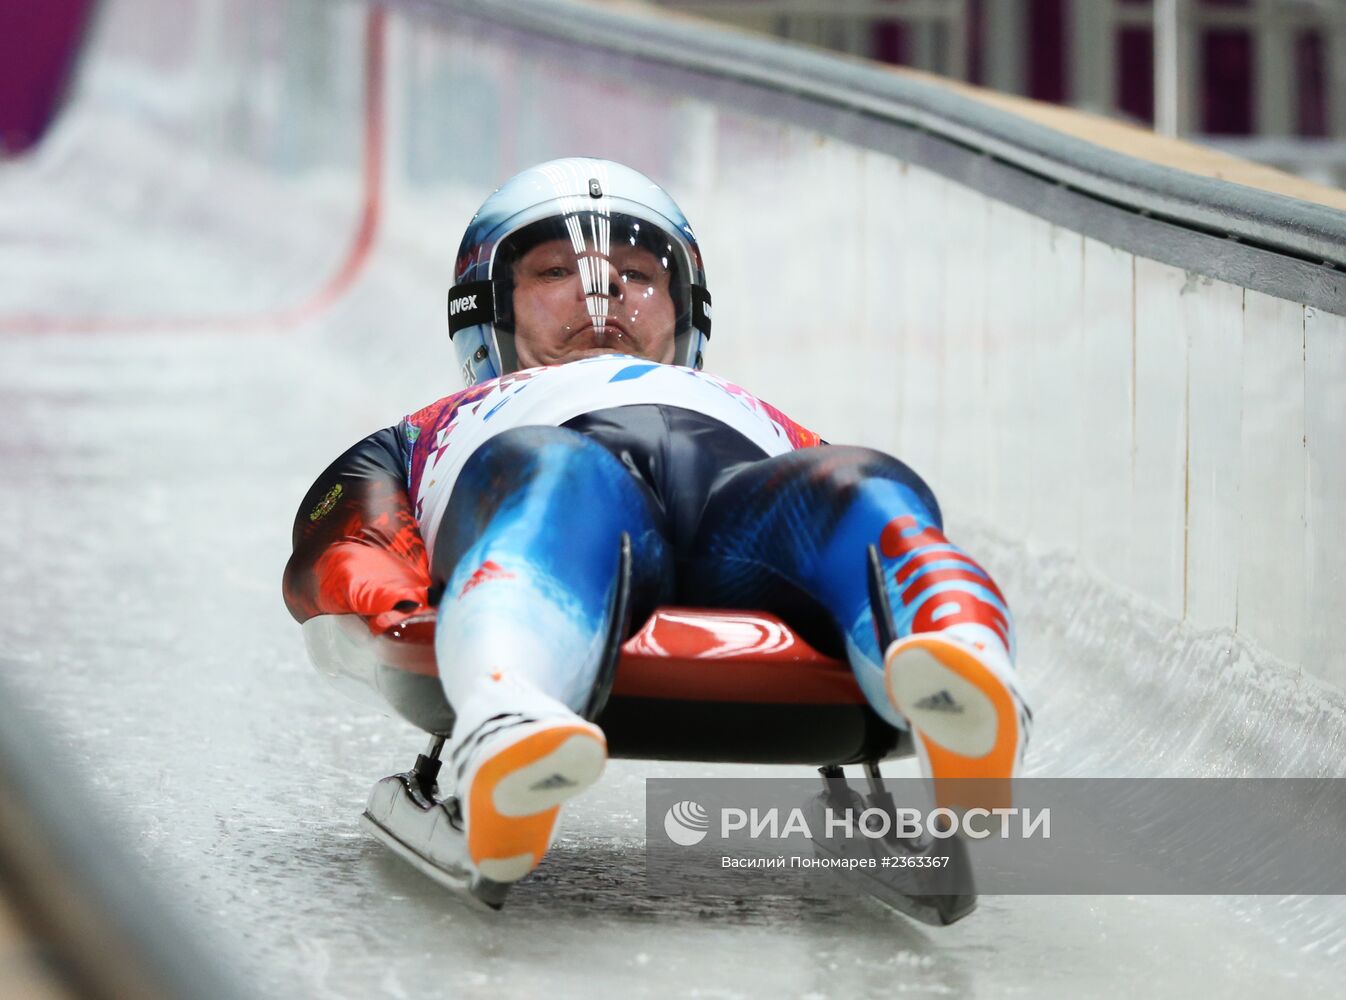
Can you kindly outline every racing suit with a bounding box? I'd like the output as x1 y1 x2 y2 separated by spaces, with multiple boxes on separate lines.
282 354 1017 734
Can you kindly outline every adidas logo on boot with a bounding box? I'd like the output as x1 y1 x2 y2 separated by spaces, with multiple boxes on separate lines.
530 772 580 791
913 689 964 713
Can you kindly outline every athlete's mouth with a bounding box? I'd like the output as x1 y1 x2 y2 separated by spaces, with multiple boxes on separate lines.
573 318 633 343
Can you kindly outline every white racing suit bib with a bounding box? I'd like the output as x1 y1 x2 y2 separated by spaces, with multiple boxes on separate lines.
401 355 821 557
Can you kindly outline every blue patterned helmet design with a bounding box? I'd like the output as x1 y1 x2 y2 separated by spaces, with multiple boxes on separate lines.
448 158 711 386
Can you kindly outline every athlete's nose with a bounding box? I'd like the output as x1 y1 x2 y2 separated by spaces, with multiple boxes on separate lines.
596 257 620 298
578 261 622 300
576 255 620 300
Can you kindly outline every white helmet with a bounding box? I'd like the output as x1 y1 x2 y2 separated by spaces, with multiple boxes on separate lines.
447 158 711 386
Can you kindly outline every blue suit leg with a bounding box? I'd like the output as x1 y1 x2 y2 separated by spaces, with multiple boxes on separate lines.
686 446 1015 730
430 425 671 715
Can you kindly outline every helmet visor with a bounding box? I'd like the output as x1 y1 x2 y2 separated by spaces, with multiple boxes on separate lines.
493 212 693 369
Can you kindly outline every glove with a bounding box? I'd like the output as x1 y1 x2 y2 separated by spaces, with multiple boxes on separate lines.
312 541 431 621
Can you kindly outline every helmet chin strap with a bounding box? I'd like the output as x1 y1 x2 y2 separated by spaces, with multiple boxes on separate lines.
493 327 520 376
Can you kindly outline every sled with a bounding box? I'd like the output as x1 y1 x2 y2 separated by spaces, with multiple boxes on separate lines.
300 543 975 925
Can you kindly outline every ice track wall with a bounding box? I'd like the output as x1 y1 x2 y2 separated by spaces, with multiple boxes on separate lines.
10 0 1346 694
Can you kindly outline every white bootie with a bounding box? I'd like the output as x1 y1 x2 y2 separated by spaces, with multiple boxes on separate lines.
446 674 607 883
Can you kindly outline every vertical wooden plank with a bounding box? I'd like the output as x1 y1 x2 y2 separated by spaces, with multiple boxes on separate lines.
1304 306 1346 688
1069 0 1117 114
983 198 1037 538
1333 11 1346 141
965 192 997 521
807 135 849 415
760 129 833 412
1238 291 1306 665
1004 211 1051 545
1130 257 1189 619
809 138 869 440
897 164 946 492
695 111 774 385
706 123 868 443
1079 237 1135 591
938 177 988 512
985 0 1027 94
1027 222 1085 557
1254 0 1294 135
1185 277 1244 632
856 150 908 454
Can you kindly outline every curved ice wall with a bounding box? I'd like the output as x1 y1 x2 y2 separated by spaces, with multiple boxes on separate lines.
13 0 1346 726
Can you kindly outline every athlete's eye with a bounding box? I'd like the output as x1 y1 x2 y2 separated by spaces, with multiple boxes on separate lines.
539 265 571 279
620 268 653 284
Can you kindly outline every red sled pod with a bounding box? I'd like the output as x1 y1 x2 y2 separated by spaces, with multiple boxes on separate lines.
299 600 973 926
301 605 907 766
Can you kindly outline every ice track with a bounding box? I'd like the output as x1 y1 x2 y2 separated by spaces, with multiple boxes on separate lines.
2 1 1345 997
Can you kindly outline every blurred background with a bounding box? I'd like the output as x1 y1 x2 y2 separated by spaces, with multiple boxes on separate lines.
642 0 1346 186
8 2 1346 182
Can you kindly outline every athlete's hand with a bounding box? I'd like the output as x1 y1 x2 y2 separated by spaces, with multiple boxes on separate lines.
312 541 431 620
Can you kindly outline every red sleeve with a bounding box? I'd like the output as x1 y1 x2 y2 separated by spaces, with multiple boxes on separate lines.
282 426 431 627
756 398 824 450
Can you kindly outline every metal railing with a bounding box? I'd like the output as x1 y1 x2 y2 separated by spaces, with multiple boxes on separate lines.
643 0 1346 186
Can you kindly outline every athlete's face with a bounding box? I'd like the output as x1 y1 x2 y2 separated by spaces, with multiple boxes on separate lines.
510 238 677 368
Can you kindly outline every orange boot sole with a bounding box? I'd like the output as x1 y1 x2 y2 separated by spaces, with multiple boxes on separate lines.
465 723 607 883
884 634 1023 811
